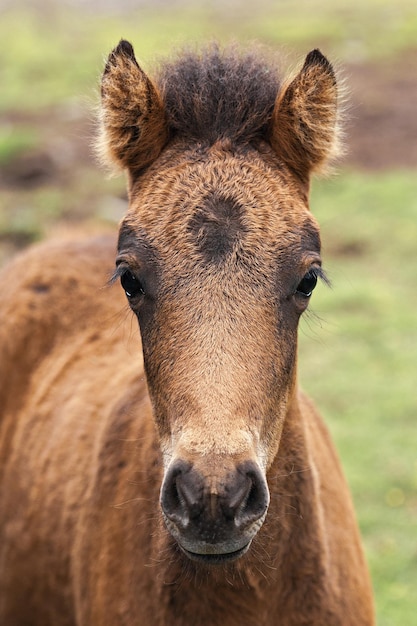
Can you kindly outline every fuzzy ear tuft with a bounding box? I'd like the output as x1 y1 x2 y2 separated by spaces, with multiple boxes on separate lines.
98 40 169 174
269 49 342 181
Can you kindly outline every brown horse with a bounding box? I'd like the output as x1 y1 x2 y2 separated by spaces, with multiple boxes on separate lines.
0 41 374 625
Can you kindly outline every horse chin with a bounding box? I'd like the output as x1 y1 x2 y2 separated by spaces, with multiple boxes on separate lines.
178 541 252 565
162 510 266 565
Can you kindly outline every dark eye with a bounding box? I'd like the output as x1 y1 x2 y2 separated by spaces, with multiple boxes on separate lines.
296 269 318 298
120 270 145 299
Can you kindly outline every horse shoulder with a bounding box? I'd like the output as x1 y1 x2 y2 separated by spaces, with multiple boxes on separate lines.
0 235 156 625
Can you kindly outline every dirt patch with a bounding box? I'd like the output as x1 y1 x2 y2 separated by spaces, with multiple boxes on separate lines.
345 50 417 170
0 105 95 189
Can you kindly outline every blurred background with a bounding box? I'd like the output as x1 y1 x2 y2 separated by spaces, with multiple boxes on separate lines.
0 0 416 623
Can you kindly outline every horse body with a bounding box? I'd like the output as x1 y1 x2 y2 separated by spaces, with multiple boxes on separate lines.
0 42 374 625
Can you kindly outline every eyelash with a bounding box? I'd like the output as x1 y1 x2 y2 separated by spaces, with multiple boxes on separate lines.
295 267 329 298
110 264 145 300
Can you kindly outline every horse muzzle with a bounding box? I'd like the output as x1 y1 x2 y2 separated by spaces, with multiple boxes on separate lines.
160 457 270 564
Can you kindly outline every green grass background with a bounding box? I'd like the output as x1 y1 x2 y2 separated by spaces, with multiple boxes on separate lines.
1 1 416 623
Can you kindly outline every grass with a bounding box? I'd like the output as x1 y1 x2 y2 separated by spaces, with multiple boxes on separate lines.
299 170 417 625
0 125 40 165
1 1 416 623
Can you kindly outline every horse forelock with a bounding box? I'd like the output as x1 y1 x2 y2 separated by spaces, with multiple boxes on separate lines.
156 43 281 145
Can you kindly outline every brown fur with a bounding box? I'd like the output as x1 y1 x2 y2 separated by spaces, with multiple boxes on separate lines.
0 41 374 625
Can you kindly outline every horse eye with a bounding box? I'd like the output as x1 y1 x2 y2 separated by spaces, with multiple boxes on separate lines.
120 270 145 299
296 270 318 298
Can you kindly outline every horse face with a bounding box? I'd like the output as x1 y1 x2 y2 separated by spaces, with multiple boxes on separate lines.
101 41 338 562
116 147 322 562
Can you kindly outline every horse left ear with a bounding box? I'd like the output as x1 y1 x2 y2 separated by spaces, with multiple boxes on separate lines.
269 49 341 181
98 40 169 174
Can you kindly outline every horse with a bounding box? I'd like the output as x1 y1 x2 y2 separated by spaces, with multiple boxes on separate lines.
0 41 374 625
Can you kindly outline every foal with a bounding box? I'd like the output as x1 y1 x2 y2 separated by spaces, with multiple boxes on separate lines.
0 41 374 625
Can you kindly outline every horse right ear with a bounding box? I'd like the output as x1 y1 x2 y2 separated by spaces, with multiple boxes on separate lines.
98 40 169 174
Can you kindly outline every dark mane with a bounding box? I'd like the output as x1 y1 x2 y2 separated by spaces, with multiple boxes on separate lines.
156 44 281 145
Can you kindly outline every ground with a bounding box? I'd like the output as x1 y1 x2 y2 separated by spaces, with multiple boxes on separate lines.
346 50 417 170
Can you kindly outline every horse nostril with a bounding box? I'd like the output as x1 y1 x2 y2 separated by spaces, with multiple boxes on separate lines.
231 462 270 529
